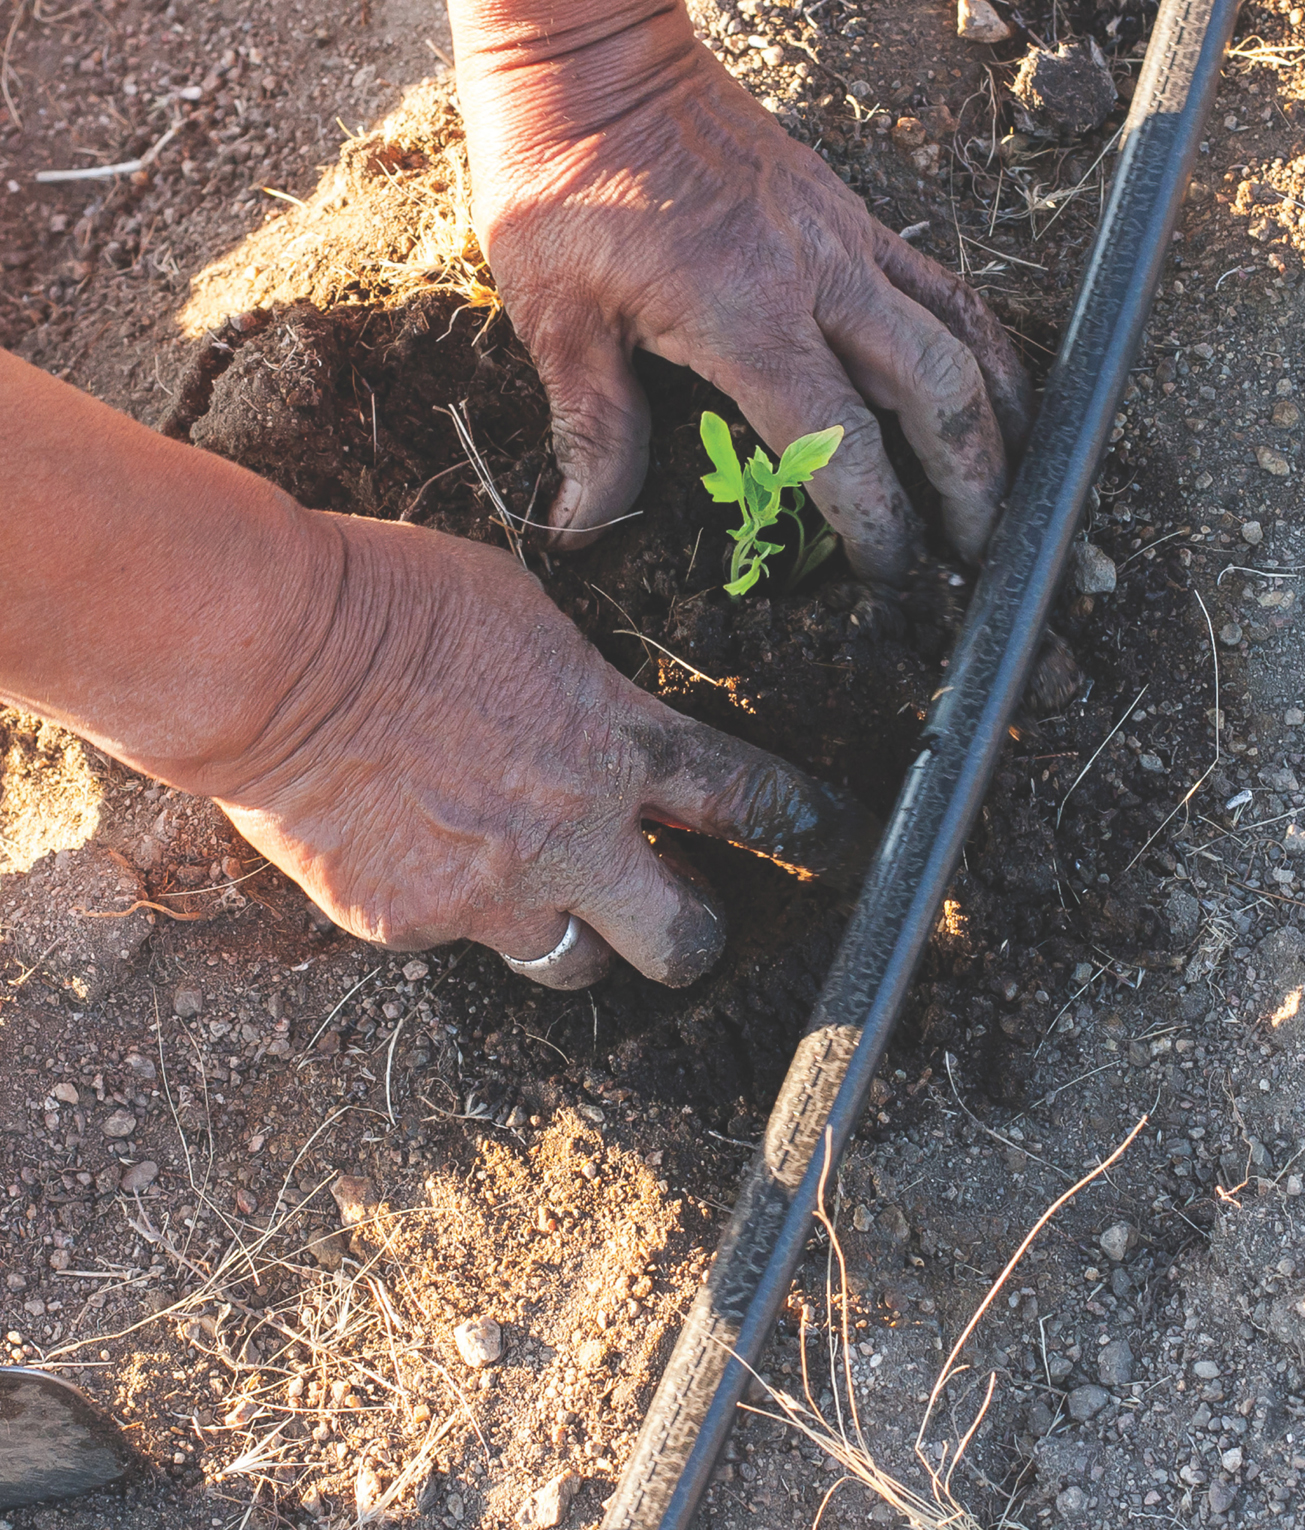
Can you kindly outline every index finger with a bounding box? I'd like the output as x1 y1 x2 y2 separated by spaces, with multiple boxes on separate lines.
642 718 879 892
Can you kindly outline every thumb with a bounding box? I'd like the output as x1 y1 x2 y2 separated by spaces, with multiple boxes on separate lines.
532 322 651 550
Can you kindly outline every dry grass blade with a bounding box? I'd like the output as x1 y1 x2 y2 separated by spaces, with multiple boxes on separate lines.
1122 587 1220 873
732 1116 1147 1528
1056 683 1150 829
1 0 26 131
734 1130 983 1530
914 1115 1149 1475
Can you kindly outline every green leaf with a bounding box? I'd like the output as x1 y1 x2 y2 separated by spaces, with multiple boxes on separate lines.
775 425 844 487
747 447 778 490
742 472 773 526
699 412 745 504
724 563 764 598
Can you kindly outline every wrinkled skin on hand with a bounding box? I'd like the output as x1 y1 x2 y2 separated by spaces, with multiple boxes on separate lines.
219 517 875 990
451 0 1032 585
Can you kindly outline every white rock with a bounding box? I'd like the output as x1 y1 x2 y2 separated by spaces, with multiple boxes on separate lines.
519 1471 581 1528
1099 1222 1136 1262
1193 1359 1221 1379
957 0 1011 42
1221 1446 1243 1473
1241 520 1264 546
1069 541 1117 594
330 1174 378 1227
454 1315 503 1368
355 1464 384 1516
52 1082 79 1105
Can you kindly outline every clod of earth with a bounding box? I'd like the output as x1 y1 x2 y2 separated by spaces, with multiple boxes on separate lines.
1011 40 1117 140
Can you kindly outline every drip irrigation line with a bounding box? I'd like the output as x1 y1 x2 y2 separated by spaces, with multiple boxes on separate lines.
602 1 1243 1525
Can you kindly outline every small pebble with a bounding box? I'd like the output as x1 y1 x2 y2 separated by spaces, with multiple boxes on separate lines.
956 0 1012 41
1193 1359 1221 1379
173 984 203 1019
1241 520 1264 546
1068 541 1117 595
853 1203 872 1232
580 1161 600 1182
224 1398 259 1427
761 43 784 65
1208 1481 1237 1515
1098 1222 1137 1262
402 959 429 982
1272 398 1301 428
453 1315 503 1368
1097 1337 1133 1386
102 1109 136 1139
1287 1174 1303 1196
120 1160 158 1194
1256 445 1290 476
52 1082 78 1105
1219 622 1243 647
331 1174 378 1226
519 1471 581 1529
1068 1384 1110 1421
1221 1446 1243 1473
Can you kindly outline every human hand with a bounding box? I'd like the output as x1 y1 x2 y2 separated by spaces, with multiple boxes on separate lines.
215 518 874 989
450 0 1032 586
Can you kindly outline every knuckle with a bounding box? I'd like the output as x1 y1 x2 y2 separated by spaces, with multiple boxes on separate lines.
911 327 981 405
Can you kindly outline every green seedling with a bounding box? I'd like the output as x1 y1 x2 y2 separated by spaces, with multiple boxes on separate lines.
698 411 843 598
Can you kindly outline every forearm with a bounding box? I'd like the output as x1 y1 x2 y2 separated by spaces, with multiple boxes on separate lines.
0 350 345 796
447 0 700 174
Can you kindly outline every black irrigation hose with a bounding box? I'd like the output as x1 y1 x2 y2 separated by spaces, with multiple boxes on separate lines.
602 1 1243 1525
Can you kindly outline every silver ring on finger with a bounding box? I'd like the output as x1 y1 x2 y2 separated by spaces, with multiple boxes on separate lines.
500 914 580 975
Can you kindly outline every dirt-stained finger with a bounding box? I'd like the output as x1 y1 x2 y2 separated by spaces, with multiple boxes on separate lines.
575 836 727 987
872 227 1034 454
645 717 878 893
522 313 651 550
822 276 1009 564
